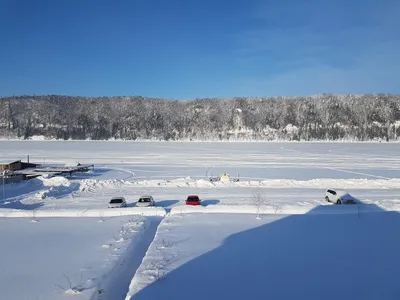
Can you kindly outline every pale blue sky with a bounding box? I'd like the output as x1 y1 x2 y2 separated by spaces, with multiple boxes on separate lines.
0 0 399 99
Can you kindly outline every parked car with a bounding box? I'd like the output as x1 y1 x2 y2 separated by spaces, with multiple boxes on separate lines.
186 195 201 206
136 195 155 207
108 197 127 208
325 189 357 204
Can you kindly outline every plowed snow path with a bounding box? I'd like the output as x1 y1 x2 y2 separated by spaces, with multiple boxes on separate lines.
95 216 163 300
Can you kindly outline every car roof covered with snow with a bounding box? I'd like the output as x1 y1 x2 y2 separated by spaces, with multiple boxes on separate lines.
327 189 354 199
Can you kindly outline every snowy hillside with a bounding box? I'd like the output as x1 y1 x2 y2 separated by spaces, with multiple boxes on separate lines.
1 94 400 141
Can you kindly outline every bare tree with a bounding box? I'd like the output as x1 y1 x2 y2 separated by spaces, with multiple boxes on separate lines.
30 209 38 223
28 200 40 222
98 211 106 222
55 273 85 294
252 187 266 219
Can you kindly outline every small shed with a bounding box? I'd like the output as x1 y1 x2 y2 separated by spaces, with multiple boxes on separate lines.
0 160 22 171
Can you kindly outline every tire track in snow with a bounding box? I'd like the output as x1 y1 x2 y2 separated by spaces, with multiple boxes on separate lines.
323 166 391 180
282 146 394 180
110 168 136 180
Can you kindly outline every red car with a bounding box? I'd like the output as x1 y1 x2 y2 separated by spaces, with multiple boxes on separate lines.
186 195 201 206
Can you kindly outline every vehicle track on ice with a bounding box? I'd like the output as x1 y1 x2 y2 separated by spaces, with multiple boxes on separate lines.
110 167 136 181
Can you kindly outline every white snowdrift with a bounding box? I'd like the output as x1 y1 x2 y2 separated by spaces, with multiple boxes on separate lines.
169 203 385 215
79 178 134 192
0 203 388 219
2 175 80 200
39 175 72 186
36 185 80 200
34 176 78 199
80 177 400 190
0 207 166 218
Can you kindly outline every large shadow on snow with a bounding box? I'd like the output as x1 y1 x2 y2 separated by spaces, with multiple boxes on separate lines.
155 199 221 208
155 200 180 208
201 199 220 206
130 203 400 300
0 181 43 201
125 200 181 208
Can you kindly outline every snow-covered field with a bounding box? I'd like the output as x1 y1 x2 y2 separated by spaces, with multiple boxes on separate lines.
1 141 400 299
0 215 162 300
127 210 400 300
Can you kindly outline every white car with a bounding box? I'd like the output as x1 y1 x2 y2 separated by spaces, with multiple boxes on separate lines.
108 197 127 208
136 195 155 207
325 189 357 204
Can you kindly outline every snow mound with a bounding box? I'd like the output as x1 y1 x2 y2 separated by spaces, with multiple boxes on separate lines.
67 177 400 192
35 184 79 199
128 178 400 189
169 203 383 215
0 207 166 218
38 176 72 187
79 179 134 193
32 176 79 199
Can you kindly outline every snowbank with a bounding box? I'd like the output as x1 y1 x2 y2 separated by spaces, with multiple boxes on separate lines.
169 203 385 215
34 176 80 199
83 177 400 189
79 178 134 192
39 175 72 186
0 175 81 201
24 176 86 200
0 207 166 218
0 203 388 219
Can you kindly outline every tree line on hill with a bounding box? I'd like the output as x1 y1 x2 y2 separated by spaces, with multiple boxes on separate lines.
0 94 399 141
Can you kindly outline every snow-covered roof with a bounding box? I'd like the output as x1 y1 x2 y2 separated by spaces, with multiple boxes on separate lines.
0 159 21 165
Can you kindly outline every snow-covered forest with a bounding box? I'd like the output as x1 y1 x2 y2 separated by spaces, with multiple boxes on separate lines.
1 94 400 141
